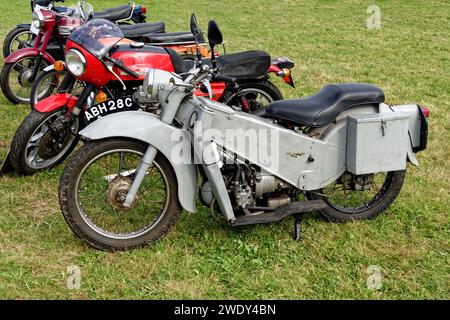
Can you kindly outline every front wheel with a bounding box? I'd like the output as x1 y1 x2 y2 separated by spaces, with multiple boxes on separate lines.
9 109 80 175
308 170 406 222
30 69 66 109
222 81 283 112
1 57 50 105
59 139 181 251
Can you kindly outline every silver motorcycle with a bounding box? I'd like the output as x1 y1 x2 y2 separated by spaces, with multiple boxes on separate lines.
58 18 429 251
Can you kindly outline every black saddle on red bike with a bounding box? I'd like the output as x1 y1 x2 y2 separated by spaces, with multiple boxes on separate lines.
182 51 271 81
93 5 136 21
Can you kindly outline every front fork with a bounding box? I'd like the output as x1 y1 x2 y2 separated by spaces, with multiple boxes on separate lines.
30 52 44 82
123 88 184 209
50 84 95 137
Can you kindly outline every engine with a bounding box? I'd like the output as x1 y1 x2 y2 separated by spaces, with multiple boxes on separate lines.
201 162 294 215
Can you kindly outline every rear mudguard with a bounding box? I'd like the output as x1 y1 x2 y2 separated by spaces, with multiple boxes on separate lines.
34 93 77 113
4 47 55 64
79 111 198 213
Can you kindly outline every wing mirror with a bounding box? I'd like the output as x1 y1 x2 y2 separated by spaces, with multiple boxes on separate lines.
207 20 223 49
190 13 201 38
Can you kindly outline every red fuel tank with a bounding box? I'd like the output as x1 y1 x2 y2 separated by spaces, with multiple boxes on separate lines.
110 45 175 81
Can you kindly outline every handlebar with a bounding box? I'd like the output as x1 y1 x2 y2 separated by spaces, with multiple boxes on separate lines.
104 56 140 79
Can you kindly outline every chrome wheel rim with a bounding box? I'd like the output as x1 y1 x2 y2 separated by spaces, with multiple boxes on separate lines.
224 88 275 112
74 149 170 240
9 31 35 55
33 70 64 104
319 172 394 214
8 57 49 103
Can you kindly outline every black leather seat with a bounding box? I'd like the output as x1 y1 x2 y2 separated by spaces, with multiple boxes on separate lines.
266 83 385 127
93 5 134 21
119 22 166 38
144 32 202 44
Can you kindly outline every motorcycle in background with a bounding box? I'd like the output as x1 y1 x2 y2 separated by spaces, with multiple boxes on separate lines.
5 17 295 175
57 18 429 250
29 27 217 108
0 2 165 105
3 0 148 58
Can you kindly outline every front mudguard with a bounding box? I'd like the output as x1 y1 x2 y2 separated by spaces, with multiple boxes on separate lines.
4 48 55 65
16 24 31 29
79 111 198 213
34 93 77 113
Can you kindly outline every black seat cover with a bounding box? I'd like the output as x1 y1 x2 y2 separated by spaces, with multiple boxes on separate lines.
93 5 133 21
181 51 271 80
119 22 166 38
144 31 202 44
266 83 385 127
215 51 271 80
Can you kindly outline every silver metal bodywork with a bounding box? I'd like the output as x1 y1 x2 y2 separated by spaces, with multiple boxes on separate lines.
77 67 424 224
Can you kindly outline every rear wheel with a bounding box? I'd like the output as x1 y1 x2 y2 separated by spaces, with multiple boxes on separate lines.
59 139 181 251
3 26 35 58
308 170 406 222
222 81 283 112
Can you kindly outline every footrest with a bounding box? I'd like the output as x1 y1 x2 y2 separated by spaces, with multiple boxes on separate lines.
232 200 327 226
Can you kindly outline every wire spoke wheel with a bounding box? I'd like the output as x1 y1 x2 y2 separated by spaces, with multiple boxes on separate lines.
321 172 391 213
4 56 49 103
309 170 406 222
75 149 171 239
225 87 275 112
9 30 35 54
33 70 64 104
31 70 85 107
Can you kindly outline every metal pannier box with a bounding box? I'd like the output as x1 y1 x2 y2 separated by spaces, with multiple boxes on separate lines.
346 112 410 175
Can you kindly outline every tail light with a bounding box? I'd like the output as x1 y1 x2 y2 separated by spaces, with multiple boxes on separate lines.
141 6 147 14
277 68 291 78
421 106 430 118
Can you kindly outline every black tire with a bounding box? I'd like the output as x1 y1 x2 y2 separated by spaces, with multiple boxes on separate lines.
222 81 283 112
9 109 80 175
30 69 64 109
3 26 35 58
308 170 406 223
59 139 181 251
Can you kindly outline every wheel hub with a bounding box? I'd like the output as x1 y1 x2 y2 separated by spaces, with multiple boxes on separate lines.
106 176 133 211
37 129 69 159
19 68 34 87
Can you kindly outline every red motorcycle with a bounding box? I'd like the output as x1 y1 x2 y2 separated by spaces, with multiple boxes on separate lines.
5 18 295 175
3 0 148 58
0 2 163 105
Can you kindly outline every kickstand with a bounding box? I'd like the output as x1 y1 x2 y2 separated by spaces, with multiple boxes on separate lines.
293 213 303 242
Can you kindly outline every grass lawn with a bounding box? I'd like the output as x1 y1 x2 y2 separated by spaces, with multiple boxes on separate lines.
0 0 448 299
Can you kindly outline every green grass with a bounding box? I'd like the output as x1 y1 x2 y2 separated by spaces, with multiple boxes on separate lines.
0 0 449 299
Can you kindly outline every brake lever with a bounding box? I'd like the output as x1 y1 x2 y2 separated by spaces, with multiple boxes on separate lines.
201 79 213 99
